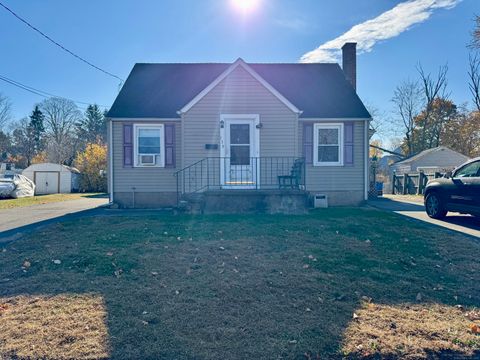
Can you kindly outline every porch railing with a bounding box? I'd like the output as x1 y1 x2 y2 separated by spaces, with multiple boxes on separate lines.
174 157 305 198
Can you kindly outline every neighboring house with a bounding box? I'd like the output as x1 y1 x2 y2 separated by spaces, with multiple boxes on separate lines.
106 42 371 209
23 163 80 195
0 163 22 179
390 146 470 175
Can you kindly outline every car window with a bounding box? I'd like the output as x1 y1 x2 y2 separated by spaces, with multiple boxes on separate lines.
454 161 480 178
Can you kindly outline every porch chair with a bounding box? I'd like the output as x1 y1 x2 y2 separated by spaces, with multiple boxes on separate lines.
278 158 304 189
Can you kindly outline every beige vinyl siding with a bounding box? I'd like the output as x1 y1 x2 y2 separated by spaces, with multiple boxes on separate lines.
299 120 365 191
182 65 298 166
112 120 181 192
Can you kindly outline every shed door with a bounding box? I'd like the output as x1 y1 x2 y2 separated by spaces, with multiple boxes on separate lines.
35 171 60 195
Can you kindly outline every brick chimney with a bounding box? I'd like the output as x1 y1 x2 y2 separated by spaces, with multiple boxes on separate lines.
342 42 357 91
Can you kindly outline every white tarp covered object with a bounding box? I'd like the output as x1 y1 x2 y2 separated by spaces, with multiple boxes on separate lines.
11 174 35 198
0 175 35 198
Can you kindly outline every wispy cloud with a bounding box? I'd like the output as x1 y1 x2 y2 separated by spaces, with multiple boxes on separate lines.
300 0 462 63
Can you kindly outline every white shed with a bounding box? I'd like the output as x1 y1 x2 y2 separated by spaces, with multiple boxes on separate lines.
22 163 80 195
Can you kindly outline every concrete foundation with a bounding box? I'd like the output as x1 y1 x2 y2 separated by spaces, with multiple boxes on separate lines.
112 189 364 211
113 191 177 208
183 190 309 214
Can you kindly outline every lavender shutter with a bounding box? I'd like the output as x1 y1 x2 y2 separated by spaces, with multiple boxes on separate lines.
303 123 313 164
344 123 354 166
123 124 133 167
164 124 175 168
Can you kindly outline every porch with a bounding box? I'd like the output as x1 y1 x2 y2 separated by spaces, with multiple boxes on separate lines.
174 157 308 213
175 157 305 193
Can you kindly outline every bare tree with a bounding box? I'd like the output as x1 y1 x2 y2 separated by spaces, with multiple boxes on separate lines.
391 80 422 156
11 117 36 166
0 93 12 130
471 15 480 49
468 53 480 112
416 63 449 150
39 97 82 164
363 102 388 139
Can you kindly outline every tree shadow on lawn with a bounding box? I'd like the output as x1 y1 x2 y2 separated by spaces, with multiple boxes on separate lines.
0 208 479 359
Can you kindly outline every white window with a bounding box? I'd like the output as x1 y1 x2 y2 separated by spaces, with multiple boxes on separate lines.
313 123 343 166
134 124 165 167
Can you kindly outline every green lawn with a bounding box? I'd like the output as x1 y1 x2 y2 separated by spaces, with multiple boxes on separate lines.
0 193 107 209
0 208 479 359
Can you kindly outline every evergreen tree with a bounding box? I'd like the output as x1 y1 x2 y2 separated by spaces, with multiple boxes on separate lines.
76 104 106 145
29 105 45 153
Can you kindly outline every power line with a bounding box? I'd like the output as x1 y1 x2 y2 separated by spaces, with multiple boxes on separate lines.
0 1 124 83
0 74 109 110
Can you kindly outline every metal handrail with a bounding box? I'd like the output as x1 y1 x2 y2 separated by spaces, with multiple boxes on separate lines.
175 157 305 202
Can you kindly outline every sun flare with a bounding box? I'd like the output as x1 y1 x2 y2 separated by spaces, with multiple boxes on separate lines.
231 0 259 12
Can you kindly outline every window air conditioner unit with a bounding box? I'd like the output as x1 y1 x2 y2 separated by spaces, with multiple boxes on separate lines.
140 154 156 166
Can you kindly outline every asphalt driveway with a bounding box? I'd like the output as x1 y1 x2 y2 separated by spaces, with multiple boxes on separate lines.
369 195 480 238
0 197 109 239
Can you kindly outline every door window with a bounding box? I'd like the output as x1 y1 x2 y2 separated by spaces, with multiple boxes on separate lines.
230 124 250 165
454 161 480 178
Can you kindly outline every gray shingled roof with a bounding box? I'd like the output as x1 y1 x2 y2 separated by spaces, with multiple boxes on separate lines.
107 62 371 119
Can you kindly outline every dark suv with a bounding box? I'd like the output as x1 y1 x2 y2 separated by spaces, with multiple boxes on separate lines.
424 157 480 219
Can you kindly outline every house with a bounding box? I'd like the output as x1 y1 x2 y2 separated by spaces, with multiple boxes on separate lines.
390 146 470 175
106 43 371 210
22 163 80 195
0 162 22 179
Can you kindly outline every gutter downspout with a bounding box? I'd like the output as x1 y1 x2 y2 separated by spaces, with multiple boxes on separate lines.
109 119 114 204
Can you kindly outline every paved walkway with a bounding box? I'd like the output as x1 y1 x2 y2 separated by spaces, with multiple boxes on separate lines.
0 197 109 241
369 195 480 238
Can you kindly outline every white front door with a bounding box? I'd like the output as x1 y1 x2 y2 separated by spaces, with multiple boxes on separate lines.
220 115 260 189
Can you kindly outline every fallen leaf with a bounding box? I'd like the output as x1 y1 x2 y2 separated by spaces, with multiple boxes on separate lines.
114 269 123 277
466 311 480 321
470 324 480 334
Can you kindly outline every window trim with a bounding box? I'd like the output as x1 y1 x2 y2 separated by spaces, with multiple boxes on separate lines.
133 124 165 168
313 123 344 166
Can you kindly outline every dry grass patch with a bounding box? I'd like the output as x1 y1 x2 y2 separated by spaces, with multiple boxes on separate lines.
0 294 109 359
0 193 105 209
343 303 480 359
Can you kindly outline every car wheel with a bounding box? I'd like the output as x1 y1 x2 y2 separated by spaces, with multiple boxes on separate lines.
425 193 447 219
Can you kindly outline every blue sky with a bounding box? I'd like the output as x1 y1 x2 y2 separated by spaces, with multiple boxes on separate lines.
0 0 477 140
